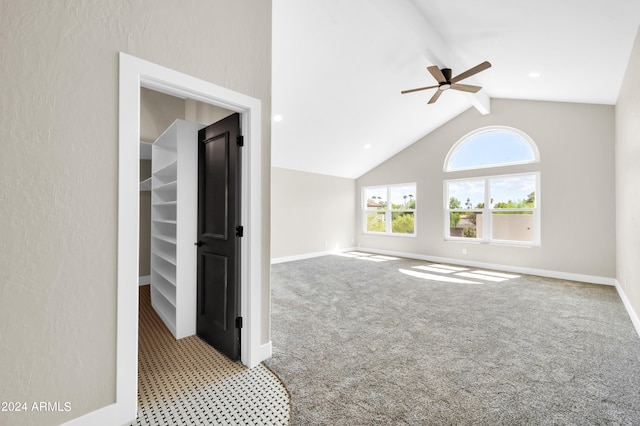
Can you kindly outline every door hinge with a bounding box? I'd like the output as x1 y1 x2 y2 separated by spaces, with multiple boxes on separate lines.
235 225 244 237
236 135 244 147
236 317 243 329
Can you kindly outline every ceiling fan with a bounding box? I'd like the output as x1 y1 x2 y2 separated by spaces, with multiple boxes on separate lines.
401 61 491 104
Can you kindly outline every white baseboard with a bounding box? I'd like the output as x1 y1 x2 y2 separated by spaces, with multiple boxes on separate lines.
271 247 357 264
614 280 640 339
60 403 120 426
258 341 272 362
355 247 618 286
138 275 150 286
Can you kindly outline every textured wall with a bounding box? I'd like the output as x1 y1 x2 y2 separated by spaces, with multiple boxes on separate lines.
0 1 271 425
616 28 640 321
357 99 616 279
271 168 356 259
140 88 186 144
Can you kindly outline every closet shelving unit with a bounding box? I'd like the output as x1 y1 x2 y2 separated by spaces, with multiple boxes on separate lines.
150 119 203 339
140 141 153 191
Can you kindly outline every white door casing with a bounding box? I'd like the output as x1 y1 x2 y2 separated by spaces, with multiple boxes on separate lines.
116 52 266 425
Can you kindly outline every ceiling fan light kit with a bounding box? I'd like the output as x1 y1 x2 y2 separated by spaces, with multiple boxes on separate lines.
401 61 491 104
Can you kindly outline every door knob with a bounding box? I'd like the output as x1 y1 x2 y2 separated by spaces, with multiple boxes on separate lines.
194 241 203 247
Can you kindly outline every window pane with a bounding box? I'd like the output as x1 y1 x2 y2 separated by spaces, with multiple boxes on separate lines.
366 212 386 232
447 180 485 209
449 212 483 238
448 129 536 171
392 212 414 234
390 185 416 210
491 211 534 242
364 187 387 210
490 175 536 208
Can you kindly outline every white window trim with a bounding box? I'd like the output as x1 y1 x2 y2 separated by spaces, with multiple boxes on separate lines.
444 172 541 246
363 183 417 237
444 125 540 172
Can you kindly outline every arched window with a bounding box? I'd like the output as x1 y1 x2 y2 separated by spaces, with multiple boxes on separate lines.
444 126 540 246
444 126 539 172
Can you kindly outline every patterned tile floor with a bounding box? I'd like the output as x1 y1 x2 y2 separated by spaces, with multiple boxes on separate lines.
131 286 290 426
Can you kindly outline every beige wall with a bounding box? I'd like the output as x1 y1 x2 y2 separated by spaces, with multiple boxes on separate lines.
271 168 356 259
357 98 616 278
616 28 640 320
140 87 186 143
0 1 271 425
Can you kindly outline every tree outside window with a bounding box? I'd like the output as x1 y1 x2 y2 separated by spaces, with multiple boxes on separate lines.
364 183 416 236
445 173 539 244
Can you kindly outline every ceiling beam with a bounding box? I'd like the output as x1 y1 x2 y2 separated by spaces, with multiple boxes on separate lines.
371 0 491 115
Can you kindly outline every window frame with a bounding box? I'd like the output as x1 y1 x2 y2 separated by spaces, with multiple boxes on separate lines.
444 172 540 246
444 125 540 172
362 182 417 237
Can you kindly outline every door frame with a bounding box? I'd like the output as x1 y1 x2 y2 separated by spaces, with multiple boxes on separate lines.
117 52 265 424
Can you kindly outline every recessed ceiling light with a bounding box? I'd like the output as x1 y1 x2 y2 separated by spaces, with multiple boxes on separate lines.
528 72 541 78
273 114 283 122
364 144 372 150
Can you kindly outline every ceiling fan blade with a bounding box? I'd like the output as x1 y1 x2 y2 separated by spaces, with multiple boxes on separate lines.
427 66 447 83
400 85 439 94
450 83 482 93
450 61 491 83
428 90 442 104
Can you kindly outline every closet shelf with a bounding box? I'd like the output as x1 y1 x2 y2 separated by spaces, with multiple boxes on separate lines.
151 256 176 285
153 180 178 193
153 234 177 245
154 248 177 266
140 177 152 192
153 201 178 207
150 119 204 339
151 288 176 336
155 160 178 180
153 218 177 225
151 275 177 307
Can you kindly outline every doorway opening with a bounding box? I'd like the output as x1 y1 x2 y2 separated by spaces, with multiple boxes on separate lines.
117 53 267 425
139 88 237 343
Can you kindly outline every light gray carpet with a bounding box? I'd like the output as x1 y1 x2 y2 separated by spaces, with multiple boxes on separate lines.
265 252 640 425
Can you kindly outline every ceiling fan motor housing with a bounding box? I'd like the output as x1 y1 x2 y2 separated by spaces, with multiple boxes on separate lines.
441 68 452 82
439 68 453 90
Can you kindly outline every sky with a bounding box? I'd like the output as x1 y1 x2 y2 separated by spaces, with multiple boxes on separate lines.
448 130 535 171
365 184 416 207
447 175 536 208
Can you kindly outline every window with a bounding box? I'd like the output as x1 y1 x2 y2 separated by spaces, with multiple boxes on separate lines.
444 126 540 246
363 183 416 236
445 173 539 245
445 126 539 172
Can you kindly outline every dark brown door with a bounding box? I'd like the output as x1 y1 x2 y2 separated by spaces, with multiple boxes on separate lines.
196 113 241 360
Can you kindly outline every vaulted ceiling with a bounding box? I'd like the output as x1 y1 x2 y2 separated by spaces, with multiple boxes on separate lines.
272 0 640 179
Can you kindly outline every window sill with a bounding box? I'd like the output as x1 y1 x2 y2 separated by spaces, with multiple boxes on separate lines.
363 232 417 238
445 238 540 248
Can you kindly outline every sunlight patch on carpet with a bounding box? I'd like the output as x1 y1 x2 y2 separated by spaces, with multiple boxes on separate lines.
334 251 400 261
399 268 482 284
456 271 510 282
